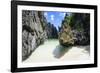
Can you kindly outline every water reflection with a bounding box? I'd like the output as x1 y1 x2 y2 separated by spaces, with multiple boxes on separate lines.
53 45 72 58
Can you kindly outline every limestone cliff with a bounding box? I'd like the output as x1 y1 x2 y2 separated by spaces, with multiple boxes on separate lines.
22 10 58 61
46 22 58 39
59 13 90 46
22 10 47 61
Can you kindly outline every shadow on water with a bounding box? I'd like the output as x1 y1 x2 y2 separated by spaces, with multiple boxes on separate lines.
76 45 90 55
53 45 72 58
85 46 90 53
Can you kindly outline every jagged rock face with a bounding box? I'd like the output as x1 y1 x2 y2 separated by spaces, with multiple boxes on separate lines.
22 10 47 61
71 13 90 45
58 24 74 46
22 10 58 61
22 30 37 60
46 23 58 39
59 13 90 46
72 30 89 45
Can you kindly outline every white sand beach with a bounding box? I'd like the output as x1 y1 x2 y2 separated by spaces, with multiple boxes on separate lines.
23 39 90 63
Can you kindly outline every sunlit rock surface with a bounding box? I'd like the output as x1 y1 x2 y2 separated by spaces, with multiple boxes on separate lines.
59 13 90 46
59 24 74 46
22 10 58 61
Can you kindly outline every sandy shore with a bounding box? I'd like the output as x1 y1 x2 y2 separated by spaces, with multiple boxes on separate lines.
23 39 90 63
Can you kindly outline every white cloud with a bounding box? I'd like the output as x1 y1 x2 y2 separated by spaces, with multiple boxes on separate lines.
44 12 48 17
51 15 54 21
59 13 66 18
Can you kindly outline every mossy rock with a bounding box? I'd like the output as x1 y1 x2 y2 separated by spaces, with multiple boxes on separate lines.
59 24 74 46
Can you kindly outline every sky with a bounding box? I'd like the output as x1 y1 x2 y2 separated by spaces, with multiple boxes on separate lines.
44 11 66 30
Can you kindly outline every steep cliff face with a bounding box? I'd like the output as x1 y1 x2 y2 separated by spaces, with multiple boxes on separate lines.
59 13 90 46
58 24 74 46
46 22 58 39
22 10 58 61
22 10 47 61
71 13 90 45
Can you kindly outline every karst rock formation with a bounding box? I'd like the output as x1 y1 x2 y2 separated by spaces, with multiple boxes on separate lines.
59 13 90 46
22 10 58 61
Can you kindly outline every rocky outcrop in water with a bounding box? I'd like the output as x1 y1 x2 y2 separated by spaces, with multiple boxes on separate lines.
59 13 90 46
59 24 74 46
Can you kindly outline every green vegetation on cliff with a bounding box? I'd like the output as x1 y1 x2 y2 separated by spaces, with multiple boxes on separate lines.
59 13 90 46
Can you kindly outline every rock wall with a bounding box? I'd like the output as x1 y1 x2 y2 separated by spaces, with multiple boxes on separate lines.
22 10 47 61
22 10 58 61
58 24 74 46
46 22 58 39
59 13 90 46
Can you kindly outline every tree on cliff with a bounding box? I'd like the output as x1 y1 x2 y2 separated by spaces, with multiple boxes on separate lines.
59 13 90 46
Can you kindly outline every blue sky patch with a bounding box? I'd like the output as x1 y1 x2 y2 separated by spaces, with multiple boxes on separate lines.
44 11 66 30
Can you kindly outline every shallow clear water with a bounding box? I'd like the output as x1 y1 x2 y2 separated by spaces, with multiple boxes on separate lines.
24 39 90 63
